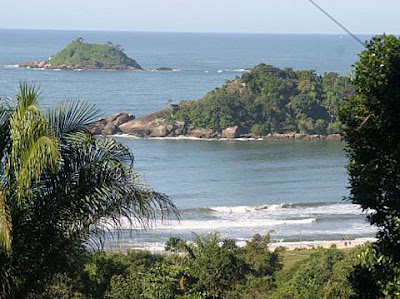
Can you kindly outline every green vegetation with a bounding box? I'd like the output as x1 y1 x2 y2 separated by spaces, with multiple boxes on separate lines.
30 233 370 299
167 64 354 135
48 38 142 69
341 34 400 297
0 83 176 297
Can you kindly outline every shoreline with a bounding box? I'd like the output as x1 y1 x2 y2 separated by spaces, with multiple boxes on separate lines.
110 237 376 254
267 237 376 251
110 133 343 142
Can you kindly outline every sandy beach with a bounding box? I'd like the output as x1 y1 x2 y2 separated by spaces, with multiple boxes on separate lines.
267 237 377 251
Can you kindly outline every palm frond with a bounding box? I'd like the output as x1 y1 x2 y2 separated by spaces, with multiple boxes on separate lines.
16 81 41 112
47 100 101 137
7 82 60 204
17 135 59 199
36 133 178 248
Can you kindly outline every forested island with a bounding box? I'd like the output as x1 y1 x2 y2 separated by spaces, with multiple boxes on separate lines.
19 38 143 70
95 64 354 139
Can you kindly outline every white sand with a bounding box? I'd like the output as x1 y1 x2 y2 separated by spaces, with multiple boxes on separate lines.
268 237 377 251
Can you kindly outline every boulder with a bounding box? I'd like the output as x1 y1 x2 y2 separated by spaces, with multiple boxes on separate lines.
104 122 121 135
114 113 135 125
172 121 185 136
90 118 107 134
106 112 135 125
189 128 213 138
308 134 322 140
150 125 169 137
221 126 240 138
326 134 342 141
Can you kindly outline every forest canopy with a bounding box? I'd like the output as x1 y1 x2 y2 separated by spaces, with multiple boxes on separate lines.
169 64 354 135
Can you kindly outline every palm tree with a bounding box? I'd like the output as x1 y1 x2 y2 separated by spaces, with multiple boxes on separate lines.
0 82 178 297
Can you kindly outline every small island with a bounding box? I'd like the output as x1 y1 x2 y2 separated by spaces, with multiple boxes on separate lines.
19 38 143 70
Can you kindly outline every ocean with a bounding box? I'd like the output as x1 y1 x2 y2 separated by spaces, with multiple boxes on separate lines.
0 29 376 250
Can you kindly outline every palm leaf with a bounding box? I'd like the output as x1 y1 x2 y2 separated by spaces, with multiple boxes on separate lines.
47 100 101 137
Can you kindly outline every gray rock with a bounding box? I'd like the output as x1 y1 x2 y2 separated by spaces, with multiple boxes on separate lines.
150 125 169 137
221 126 240 138
114 113 135 126
326 134 342 141
90 118 107 134
106 112 135 125
172 121 185 136
294 133 305 139
104 122 122 135
189 128 213 138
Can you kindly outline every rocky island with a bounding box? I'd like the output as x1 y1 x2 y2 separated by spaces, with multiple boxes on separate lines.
19 38 143 70
92 64 353 140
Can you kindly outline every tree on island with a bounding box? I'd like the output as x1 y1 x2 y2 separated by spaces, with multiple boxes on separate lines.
0 82 177 297
341 34 400 297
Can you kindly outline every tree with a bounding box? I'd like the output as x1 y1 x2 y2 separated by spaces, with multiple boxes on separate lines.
0 82 177 297
340 34 400 296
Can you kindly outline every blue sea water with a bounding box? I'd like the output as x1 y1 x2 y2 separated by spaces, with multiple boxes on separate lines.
0 29 376 249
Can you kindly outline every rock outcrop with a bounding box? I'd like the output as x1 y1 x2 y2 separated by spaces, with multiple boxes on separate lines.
92 111 343 141
91 112 134 135
19 60 142 70
221 126 240 138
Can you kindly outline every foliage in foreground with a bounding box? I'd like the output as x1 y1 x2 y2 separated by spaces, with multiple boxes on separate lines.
37 234 370 299
0 83 177 297
341 34 400 297
165 64 354 135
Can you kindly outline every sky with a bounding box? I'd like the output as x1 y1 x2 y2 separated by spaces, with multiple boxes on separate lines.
0 0 398 34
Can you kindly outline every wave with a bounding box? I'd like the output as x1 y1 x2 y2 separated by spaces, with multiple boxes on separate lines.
1 64 19 69
215 68 251 74
146 68 181 72
183 202 367 216
208 204 286 213
123 217 317 231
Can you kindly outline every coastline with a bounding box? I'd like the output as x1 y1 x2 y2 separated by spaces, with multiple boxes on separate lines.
110 133 343 142
17 61 142 71
93 112 343 141
111 237 376 254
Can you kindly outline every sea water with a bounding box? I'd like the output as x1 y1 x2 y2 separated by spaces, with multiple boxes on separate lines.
0 29 375 249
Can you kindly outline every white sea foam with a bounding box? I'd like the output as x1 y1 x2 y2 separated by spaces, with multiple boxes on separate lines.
207 202 366 216
111 134 264 142
209 204 285 214
114 217 317 231
2 64 19 69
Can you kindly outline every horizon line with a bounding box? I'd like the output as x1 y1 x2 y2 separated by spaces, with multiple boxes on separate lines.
0 27 391 36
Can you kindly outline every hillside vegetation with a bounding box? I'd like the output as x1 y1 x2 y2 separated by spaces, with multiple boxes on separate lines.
37 234 366 298
48 38 142 69
169 64 354 135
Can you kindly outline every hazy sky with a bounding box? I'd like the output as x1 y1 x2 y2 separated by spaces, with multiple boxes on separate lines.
0 0 397 34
